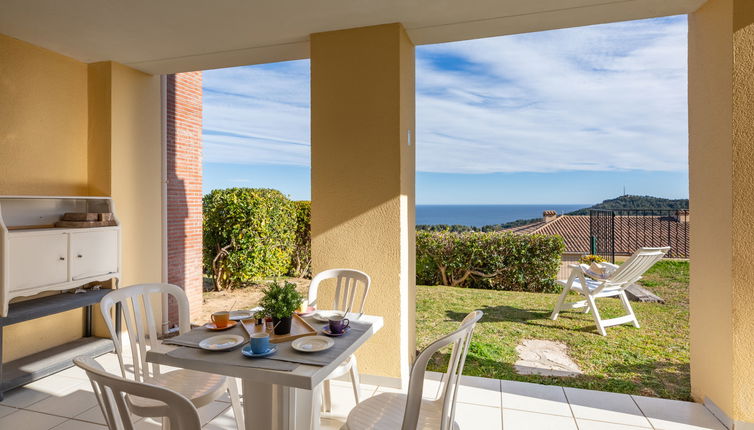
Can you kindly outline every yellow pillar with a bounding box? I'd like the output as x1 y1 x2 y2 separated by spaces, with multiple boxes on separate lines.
310 23 416 384
689 0 754 425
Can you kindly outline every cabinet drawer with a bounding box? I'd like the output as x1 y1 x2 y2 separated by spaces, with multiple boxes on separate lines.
70 230 119 280
8 233 69 291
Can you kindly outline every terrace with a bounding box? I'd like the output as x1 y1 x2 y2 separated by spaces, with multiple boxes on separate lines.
0 0 752 429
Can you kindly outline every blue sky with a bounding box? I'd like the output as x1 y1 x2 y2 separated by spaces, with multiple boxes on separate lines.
203 16 688 205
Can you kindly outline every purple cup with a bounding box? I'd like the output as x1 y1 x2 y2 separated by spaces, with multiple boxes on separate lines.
328 316 350 334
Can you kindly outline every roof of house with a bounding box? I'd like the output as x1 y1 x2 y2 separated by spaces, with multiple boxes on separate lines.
505 214 689 256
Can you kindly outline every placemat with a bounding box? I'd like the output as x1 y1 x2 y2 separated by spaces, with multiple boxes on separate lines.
162 346 298 371
162 324 249 348
262 317 373 366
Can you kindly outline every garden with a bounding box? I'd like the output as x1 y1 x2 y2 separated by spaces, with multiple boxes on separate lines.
202 188 691 400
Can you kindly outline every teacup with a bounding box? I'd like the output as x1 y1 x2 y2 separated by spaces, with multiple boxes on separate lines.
211 311 230 328
328 316 350 334
250 332 271 354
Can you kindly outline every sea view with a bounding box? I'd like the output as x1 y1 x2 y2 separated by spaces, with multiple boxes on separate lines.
416 204 589 227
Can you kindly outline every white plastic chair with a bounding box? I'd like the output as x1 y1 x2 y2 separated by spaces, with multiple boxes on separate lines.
343 310 482 430
74 355 202 430
99 283 244 429
550 247 670 335
308 269 371 412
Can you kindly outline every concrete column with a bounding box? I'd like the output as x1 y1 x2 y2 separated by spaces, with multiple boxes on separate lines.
689 0 754 426
310 23 416 384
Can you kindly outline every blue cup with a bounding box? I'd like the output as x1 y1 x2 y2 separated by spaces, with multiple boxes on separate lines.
249 332 271 354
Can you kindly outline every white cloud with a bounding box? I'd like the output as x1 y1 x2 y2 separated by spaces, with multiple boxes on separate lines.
202 16 688 174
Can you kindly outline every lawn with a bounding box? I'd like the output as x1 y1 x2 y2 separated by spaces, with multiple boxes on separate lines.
416 260 690 400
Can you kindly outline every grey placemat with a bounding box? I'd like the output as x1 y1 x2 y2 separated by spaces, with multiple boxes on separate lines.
163 346 298 371
263 317 373 366
162 324 249 348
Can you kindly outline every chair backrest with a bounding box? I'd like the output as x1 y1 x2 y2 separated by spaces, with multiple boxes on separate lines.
609 247 670 286
307 269 371 316
402 310 483 430
100 283 190 381
74 355 201 430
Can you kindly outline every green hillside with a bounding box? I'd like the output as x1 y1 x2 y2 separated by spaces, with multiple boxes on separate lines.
566 195 689 215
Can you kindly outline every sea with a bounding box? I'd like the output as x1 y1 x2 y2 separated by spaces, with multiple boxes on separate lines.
416 204 589 227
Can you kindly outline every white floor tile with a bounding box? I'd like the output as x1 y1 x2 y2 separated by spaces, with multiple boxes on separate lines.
51 419 107 429
577 418 657 429
454 402 502 429
320 417 346 430
502 408 578 430
324 380 379 418
0 403 17 418
75 405 106 425
26 383 98 418
632 395 727 430
564 387 652 428
0 409 68 429
203 407 239 430
456 375 501 407
133 417 162 429
501 380 571 417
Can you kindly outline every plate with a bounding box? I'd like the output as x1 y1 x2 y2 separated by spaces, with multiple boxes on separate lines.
198 334 245 351
204 321 238 331
321 325 350 337
241 344 278 358
291 335 335 352
229 310 254 321
311 310 345 322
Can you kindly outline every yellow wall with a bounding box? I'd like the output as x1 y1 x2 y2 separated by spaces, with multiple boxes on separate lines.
310 23 416 383
0 34 162 361
689 0 754 423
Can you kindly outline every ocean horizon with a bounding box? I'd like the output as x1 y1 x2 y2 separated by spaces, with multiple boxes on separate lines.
416 204 589 227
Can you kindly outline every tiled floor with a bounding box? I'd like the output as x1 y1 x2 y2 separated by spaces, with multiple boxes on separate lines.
0 351 727 430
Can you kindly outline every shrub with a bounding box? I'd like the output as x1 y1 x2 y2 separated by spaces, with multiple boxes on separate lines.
203 188 296 290
416 230 565 292
290 200 312 278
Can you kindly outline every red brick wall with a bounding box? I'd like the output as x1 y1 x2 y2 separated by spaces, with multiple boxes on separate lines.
166 72 203 324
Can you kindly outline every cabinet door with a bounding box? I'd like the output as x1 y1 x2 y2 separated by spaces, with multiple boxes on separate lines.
70 230 119 281
9 233 69 291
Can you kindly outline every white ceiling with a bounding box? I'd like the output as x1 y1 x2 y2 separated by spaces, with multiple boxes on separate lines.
0 0 705 74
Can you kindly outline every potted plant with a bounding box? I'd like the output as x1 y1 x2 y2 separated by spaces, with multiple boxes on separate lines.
259 280 303 335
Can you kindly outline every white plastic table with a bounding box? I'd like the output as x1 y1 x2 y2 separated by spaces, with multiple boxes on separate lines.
146 315 383 430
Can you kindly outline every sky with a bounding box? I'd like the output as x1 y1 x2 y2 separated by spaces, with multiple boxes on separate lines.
203 15 688 205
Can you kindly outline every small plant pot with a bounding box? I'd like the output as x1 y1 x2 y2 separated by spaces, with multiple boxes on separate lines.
273 316 293 335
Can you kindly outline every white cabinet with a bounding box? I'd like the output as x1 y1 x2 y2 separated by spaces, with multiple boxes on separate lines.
71 230 119 281
0 196 121 316
8 233 68 292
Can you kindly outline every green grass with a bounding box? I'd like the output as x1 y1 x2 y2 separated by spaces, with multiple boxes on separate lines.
416 260 690 399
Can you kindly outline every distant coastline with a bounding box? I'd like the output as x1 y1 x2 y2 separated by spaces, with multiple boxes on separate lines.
416 204 588 228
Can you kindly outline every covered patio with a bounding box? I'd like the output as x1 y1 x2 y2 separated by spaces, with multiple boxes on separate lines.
1 0 753 428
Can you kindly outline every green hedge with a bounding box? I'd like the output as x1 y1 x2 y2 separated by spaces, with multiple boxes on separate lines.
289 200 311 278
203 188 297 290
416 230 565 292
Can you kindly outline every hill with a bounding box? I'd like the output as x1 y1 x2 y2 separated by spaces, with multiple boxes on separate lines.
566 195 689 215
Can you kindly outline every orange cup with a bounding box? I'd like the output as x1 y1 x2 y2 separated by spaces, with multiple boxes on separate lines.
211 311 230 328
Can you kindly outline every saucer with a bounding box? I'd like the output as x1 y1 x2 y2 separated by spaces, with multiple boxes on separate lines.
311 310 345 322
296 306 316 317
229 310 254 321
204 321 238 331
241 344 277 358
321 325 350 337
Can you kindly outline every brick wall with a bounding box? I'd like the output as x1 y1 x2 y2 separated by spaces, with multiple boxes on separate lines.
166 72 203 324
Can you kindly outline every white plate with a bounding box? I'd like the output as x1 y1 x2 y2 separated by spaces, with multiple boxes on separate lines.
311 310 345 322
291 335 335 353
198 334 245 351
229 310 254 321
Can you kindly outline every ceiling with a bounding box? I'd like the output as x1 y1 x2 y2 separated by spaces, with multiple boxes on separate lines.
0 0 705 74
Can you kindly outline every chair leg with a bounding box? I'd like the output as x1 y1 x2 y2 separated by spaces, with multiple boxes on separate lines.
228 377 245 429
162 417 171 430
584 295 606 336
550 286 570 320
619 291 641 328
323 379 332 413
349 356 361 405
